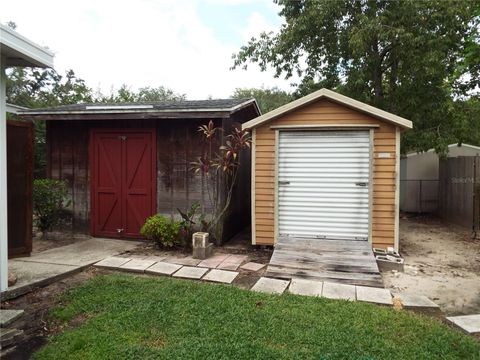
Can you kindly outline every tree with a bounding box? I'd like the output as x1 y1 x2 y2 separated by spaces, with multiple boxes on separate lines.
7 67 185 176
233 0 480 154
6 68 93 177
231 86 293 113
191 121 251 243
97 84 186 103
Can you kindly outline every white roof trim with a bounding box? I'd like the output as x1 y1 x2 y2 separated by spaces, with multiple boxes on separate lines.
406 143 480 157
241 88 413 130
0 24 54 68
85 105 154 110
6 103 29 114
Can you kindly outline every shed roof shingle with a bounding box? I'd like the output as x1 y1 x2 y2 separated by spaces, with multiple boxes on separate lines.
19 98 257 114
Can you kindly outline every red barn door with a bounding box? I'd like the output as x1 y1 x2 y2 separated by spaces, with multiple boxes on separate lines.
91 129 156 238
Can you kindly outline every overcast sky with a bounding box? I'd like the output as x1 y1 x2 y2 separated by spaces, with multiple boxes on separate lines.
2 0 295 99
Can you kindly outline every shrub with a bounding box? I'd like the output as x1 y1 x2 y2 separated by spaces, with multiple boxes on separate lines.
33 179 70 234
140 214 182 248
177 202 201 247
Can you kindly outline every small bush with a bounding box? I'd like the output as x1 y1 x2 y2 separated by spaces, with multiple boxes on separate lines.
33 179 70 234
140 214 182 248
177 202 201 247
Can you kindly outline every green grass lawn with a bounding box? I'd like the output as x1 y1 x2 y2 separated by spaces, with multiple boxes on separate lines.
35 274 479 360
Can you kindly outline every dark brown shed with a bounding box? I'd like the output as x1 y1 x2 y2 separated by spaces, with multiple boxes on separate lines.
19 99 260 243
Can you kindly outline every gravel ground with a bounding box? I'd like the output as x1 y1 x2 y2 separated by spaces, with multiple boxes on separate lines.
383 216 480 316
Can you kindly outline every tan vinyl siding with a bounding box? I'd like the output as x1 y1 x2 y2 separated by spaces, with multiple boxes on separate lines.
253 99 398 248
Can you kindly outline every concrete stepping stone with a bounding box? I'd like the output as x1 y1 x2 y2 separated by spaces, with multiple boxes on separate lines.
393 293 439 309
146 262 182 276
203 269 239 284
164 256 201 266
240 262 266 272
172 266 209 279
217 255 248 270
251 277 290 295
144 255 166 262
0 310 24 327
356 286 392 305
446 314 480 334
322 282 356 301
119 259 156 273
288 279 323 297
94 257 131 269
197 254 230 268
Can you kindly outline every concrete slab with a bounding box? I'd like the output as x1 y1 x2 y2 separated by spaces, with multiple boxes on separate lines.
197 254 230 268
288 279 323 297
393 293 439 309
251 277 290 295
356 286 392 305
119 259 156 273
13 238 140 267
172 266 209 279
217 255 248 271
240 262 266 272
145 262 183 276
3 261 82 300
446 314 480 334
3 238 141 301
94 257 131 269
164 256 201 266
0 310 24 327
322 282 356 301
202 269 238 284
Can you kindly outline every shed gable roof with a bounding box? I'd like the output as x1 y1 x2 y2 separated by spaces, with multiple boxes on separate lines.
242 88 413 130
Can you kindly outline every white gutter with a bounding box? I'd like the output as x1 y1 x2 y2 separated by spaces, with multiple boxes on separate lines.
0 24 54 68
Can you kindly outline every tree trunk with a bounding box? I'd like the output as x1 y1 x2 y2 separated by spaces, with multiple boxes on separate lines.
371 40 384 105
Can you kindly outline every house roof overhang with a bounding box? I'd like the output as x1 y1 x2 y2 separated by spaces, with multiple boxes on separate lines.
242 88 413 131
0 24 54 68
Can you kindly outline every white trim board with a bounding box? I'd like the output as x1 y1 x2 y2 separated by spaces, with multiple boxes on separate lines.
251 129 256 245
394 127 401 252
270 124 380 130
242 88 413 131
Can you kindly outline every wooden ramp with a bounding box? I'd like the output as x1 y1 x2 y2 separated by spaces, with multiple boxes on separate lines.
266 236 384 287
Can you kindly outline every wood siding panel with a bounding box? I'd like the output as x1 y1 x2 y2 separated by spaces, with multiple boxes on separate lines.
254 98 398 248
47 115 255 243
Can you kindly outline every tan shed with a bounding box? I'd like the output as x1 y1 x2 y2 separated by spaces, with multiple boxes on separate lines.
243 88 412 251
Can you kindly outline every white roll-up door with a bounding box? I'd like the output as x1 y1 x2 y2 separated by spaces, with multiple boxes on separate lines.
278 130 371 240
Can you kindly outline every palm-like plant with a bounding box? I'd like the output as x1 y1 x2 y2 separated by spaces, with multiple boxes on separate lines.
191 120 251 240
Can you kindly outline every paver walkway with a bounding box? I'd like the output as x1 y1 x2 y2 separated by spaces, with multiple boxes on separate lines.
447 314 480 334
92 255 437 310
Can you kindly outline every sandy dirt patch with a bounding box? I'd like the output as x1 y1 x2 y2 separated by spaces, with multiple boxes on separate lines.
383 216 480 316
